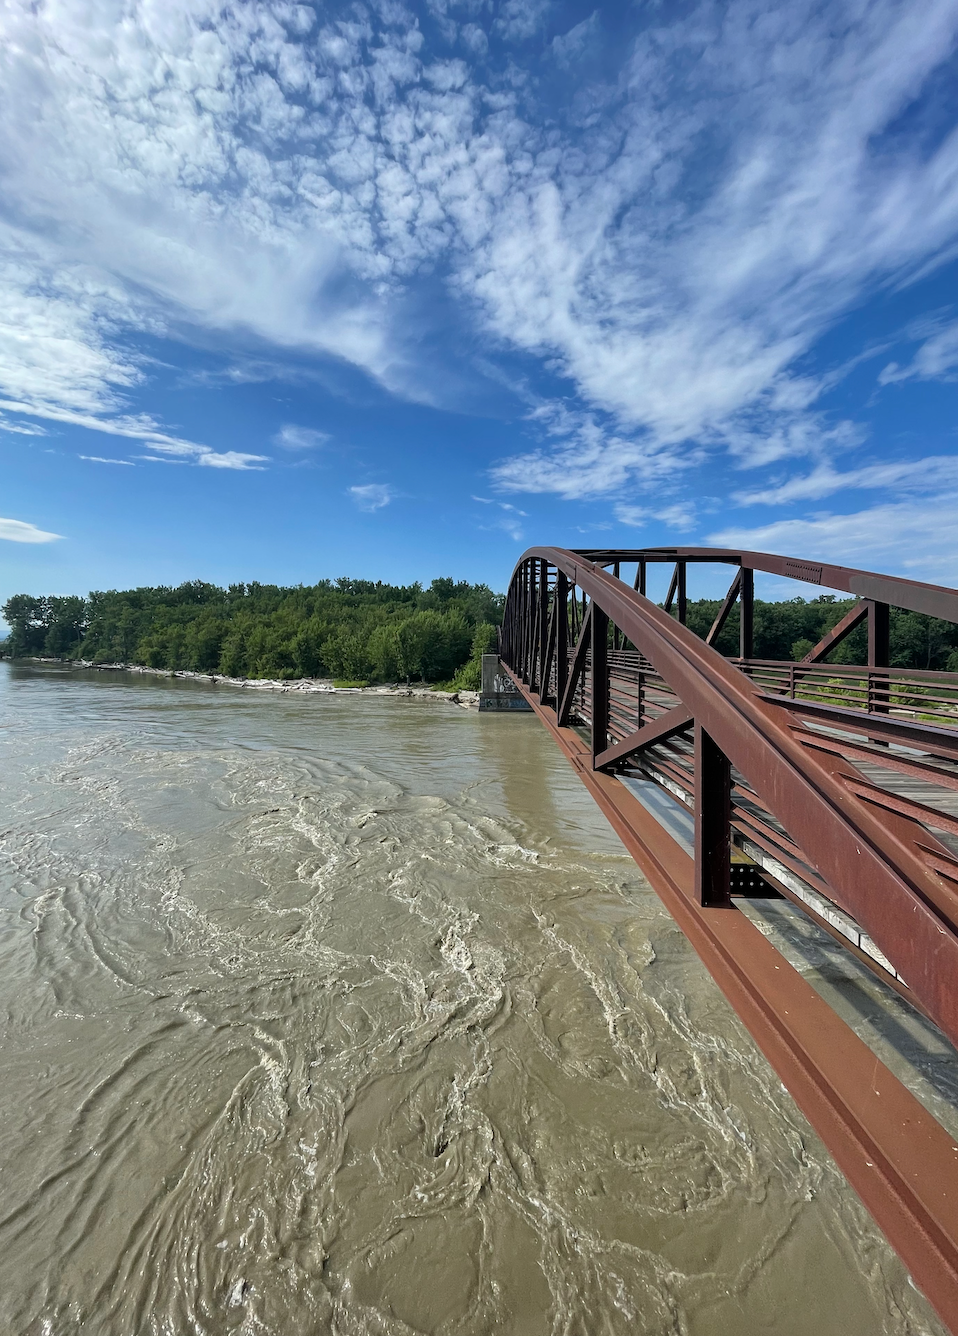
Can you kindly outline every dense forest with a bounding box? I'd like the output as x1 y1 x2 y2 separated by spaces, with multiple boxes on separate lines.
0 578 502 688
3 579 958 685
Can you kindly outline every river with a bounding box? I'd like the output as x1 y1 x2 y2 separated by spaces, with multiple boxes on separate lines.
0 663 945 1335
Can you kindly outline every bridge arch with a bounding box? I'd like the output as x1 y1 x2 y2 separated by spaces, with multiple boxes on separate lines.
499 545 958 1332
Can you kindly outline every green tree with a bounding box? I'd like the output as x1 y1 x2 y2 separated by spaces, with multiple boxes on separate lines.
2 595 50 656
42 597 87 658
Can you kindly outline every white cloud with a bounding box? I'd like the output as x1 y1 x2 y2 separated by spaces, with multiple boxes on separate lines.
0 226 266 468
656 503 697 532
459 25 488 59
0 517 63 543
738 455 958 506
613 501 696 531
272 424 331 450
718 416 867 471
349 483 393 511
196 451 267 470
551 13 599 67
478 515 524 542
0 414 48 436
473 1 958 493
490 404 683 499
614 504 646 528
472 495 527 538
879 317 958 384
495 0 552 43
80 455 135 465
709 499 958 584
0 0 958 510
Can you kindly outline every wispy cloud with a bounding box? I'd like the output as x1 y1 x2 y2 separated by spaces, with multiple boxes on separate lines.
0 414 48 437
0 517 62 543
880 316 958 385
472 495 527 540
1 0 957 518
738 456 958 506
710 498 958 585
272 424 331 451
195 451 267 471
614 501 697 531
491 404 681 499
478 516 525 543
349 484 393 512
80 455 134 466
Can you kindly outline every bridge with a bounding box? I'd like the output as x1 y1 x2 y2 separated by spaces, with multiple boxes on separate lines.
498 545 958 1333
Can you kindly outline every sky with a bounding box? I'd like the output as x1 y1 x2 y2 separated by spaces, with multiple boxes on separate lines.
3 0 958 616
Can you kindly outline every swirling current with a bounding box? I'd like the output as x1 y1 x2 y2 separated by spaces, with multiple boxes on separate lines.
0 663 947 1335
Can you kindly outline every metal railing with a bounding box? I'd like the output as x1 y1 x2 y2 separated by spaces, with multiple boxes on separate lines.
499 545 958 1334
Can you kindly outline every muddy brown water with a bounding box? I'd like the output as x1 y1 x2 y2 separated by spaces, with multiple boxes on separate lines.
0 663 946 1335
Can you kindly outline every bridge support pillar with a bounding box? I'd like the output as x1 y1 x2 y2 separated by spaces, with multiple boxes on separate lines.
695 723 731 906
479 655 532 711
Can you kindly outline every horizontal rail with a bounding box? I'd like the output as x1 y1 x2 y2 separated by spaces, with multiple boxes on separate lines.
571 545 958 624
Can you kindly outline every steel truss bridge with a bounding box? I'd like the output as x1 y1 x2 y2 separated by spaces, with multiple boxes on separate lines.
500 545 958 1332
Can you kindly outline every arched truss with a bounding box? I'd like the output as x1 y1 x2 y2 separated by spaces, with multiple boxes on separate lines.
500 546 958 1333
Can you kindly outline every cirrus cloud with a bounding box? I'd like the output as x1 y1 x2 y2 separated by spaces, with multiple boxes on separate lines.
273 424 331 450
0 0 957 541
349 483 393 512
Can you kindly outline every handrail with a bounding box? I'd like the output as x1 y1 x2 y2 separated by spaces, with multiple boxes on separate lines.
503 545 958 1044
499 545 958 1331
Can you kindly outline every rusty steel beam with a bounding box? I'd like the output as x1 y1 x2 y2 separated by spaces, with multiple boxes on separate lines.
695 724 731 906
591 602 610 764
763 695 958 762
739 565 754 659
555 570 569 709
801 600 869 662
557 603 592 727
594 704 693 770
706 568 742 647
571 546 958 624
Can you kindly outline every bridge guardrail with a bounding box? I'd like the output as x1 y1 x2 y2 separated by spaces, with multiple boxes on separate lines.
499 545 958 1333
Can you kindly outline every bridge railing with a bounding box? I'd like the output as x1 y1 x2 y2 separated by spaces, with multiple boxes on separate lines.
499 544 958 1331
500 546 958 1028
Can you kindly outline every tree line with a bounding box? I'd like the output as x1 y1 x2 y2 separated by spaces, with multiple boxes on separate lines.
3 580 957 683
682 594 958 671
0 578 502 688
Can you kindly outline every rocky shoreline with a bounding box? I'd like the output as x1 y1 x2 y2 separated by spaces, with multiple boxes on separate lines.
15 659 481 709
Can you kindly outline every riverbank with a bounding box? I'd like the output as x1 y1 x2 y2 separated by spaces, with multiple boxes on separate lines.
10 658 481 708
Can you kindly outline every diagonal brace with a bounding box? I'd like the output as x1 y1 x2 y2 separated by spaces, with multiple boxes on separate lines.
557 603 592 726
706 568 742 646
802 601 869 663
593 704 694 770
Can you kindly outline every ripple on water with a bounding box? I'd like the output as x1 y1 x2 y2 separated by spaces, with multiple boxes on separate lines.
0 668 947 1335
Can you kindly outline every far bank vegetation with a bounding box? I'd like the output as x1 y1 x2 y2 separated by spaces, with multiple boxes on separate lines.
3 581 957 684
1 579 501 690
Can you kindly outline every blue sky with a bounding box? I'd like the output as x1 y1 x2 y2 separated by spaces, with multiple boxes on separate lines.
3 0 958 616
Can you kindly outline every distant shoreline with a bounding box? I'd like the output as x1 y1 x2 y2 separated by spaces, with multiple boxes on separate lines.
6 658 481 709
